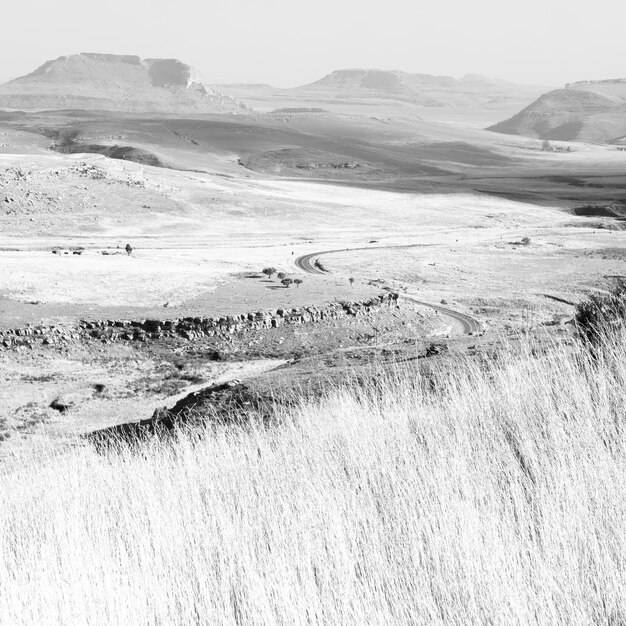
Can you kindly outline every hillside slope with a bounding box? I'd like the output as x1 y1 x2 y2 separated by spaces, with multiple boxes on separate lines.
488 80 626 143
0 53 246 114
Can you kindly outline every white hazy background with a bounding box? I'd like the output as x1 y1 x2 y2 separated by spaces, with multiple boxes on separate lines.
0 0 624 87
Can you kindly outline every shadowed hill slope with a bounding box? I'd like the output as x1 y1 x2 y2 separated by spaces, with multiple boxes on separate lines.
3 108 528 180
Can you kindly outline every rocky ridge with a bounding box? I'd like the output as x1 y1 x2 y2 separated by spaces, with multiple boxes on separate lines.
0 293 400 350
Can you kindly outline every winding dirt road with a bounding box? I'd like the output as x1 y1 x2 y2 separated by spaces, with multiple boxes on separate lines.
400 293 480 335
295 247 480 336
295 243 436 275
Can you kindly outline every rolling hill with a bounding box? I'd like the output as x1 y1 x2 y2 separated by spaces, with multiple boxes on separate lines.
488 79 626 143
0 53 247 114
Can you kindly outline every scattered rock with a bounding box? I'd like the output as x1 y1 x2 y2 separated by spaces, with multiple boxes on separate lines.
425 343 449 357
49 396 71 413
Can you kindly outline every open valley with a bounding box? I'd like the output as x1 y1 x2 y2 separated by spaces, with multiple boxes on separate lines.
1 32 626 623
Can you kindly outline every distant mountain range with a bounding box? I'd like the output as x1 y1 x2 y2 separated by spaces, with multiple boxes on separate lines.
212 69 549 126
216 69 547 113
0 53 247 114
488 79 626 143
0 56 561 128
297 69 545 107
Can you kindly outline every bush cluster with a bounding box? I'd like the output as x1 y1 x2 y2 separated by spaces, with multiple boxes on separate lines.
575 279 626 346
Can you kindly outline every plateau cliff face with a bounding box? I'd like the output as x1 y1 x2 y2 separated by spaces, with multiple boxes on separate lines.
0 53 247 114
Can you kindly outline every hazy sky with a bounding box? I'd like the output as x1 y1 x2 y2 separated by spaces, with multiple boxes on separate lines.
1 0 624 87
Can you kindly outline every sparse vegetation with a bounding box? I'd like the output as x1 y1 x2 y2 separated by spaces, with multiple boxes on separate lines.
314 259 327 273
277 272 286 281
575 279 626 346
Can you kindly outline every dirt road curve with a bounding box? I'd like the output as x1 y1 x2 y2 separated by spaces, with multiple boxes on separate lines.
400 294 480 335
295 248 480 336
295 244 434 275
294 250 337 274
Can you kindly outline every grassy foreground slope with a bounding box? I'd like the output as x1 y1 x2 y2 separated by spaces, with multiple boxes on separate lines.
2 332 626 625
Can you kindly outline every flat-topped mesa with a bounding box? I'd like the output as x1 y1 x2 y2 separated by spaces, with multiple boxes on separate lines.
294 68 546 111
566 78 626 89
0 52 247 114
79 53 142 64
309 69 411 92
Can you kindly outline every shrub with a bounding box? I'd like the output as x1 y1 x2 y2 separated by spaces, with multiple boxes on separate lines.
575 279 626 346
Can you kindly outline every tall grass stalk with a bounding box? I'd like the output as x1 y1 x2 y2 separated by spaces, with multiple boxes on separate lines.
2 331 626 624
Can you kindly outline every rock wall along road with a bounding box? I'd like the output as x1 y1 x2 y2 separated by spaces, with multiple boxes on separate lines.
0 293 400 350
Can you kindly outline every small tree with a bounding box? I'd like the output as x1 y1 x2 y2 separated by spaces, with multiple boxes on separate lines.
262 267 277 279
294 278 303 288
277 272 286 281
125 243 133 256
542 139 551 152
281 278 293 289
349 277 355 287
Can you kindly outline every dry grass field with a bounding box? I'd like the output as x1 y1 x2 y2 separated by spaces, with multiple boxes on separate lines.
2 327 625 625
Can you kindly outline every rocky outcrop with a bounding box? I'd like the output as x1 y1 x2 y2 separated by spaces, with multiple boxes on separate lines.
0 293 399 350
88 380 278 446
